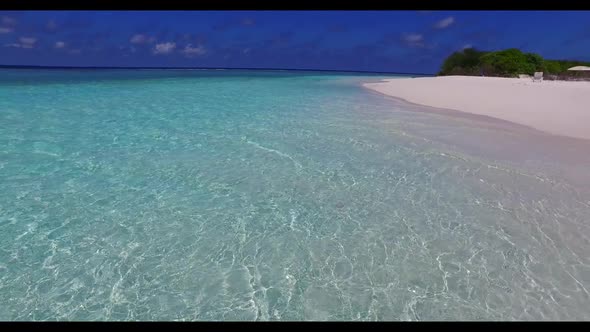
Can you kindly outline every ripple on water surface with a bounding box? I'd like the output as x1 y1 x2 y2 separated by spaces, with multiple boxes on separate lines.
0 70 589 320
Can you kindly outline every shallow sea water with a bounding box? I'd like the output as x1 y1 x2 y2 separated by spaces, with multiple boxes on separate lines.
1 70 589 320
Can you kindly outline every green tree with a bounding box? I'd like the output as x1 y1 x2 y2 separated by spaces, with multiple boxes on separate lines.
480 48 534 77
525 52 545 72
438 47 484 75
438 47 590 77
543 60 563 74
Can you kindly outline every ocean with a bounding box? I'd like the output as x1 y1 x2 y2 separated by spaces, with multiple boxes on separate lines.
1 69 589 320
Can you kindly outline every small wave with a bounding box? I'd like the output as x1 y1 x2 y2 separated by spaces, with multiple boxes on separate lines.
245 140 303 170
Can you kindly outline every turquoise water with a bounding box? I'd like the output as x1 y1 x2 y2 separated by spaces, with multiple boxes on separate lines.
1 69 589 321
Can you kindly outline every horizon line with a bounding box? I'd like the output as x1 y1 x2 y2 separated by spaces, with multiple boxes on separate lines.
0 64 434 76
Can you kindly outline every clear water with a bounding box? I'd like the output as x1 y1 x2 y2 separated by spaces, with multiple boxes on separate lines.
1 69 589 321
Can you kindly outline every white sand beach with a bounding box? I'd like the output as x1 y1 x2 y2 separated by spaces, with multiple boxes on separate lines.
364 76 590 140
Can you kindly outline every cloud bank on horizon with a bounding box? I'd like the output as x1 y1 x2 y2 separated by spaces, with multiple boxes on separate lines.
0 11 588 73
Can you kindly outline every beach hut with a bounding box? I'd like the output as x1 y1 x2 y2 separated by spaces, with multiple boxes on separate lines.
567 66 590 80
568 66 590 71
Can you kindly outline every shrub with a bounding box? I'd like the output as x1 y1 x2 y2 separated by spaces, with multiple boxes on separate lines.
438 47 590 78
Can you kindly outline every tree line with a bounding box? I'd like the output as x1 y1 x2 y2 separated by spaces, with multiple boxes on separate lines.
438 48 590 78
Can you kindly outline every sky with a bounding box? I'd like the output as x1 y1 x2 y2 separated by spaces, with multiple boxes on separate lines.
0 11 589 73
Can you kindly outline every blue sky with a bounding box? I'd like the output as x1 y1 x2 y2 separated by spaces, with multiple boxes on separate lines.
1 11 589 73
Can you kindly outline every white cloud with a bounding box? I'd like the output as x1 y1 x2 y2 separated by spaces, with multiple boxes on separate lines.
434 17 455 29
403 33 425 48
19 37 37 48
1 16 17 27
6 37 37 49
404 34 423 43
462 44 473 50
130 34 155 44
0 16 16 34
182 44 206 57
55 41 66 49
241 18 255 26
69 49 81 55
130 34 144 43
153 42 176 55
46 20 57 30
20 37 36 44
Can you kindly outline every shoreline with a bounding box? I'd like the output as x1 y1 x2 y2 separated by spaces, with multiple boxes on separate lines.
363 75 590 141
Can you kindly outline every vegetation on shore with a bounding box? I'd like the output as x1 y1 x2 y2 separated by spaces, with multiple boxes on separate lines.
438 47 590 78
